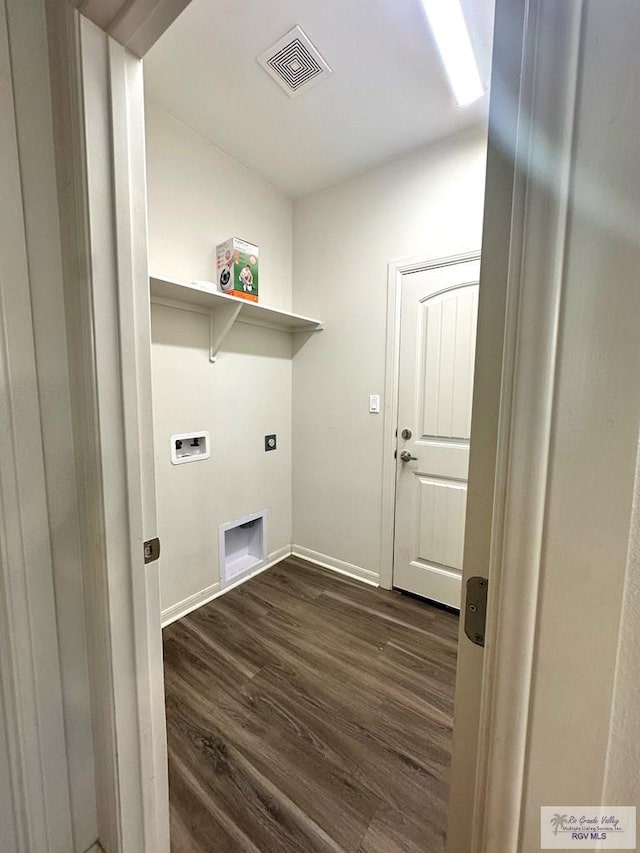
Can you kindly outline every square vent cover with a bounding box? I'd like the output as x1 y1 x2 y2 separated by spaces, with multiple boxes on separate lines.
258 25 332 98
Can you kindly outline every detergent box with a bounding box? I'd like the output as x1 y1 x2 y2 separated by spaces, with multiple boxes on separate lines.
216 237 259 302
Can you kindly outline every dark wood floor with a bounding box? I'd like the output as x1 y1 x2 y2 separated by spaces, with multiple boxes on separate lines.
163 556 459 853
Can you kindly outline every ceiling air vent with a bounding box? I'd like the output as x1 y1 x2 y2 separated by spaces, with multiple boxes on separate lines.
258 25 332 98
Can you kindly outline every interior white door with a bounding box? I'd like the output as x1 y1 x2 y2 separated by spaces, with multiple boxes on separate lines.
393 259 479 608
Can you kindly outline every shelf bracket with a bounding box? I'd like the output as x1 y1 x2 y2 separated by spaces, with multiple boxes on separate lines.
209 302 242 362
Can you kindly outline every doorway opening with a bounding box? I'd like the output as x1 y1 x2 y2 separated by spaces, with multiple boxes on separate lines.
140 0 493 849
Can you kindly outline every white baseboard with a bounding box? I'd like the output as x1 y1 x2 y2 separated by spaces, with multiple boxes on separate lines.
160 544 379 627
291 545 379 587
161 580 221 628
160 545 292 627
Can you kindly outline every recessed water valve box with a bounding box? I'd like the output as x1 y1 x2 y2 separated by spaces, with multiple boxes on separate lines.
170 431 211 465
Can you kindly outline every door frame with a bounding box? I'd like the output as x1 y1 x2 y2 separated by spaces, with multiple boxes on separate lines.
28 0 588 851
448 1 586 850
0 1 76 848
380 250 481 592
46 5 170 851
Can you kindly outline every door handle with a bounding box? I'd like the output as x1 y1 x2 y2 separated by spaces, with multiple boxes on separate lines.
399 450 418 462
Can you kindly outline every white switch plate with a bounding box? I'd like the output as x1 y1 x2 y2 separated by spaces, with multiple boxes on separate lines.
369 394 381 413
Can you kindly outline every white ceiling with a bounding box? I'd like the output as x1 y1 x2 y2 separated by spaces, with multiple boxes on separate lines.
144 0 494 199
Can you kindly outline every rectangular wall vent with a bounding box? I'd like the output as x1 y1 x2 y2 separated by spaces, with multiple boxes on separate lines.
258 25 332 98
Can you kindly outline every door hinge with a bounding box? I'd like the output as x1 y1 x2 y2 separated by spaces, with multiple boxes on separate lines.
464 576 488 647
143 537 161 564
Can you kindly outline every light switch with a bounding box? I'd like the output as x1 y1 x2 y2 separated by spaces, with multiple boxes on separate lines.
369 394 381 414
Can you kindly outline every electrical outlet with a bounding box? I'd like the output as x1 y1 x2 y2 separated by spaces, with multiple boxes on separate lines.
265 434 277 451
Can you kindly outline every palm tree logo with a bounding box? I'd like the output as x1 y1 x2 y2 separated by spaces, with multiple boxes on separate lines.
550 814 568 835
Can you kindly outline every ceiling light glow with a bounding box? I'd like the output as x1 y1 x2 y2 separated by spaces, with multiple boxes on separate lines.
420 0 484 106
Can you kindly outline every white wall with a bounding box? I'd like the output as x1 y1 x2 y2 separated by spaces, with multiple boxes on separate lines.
146 102 294 616
146 101 292 308
291 127 488 579
145 105 488 606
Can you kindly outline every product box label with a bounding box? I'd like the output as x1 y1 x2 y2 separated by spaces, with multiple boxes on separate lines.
216 237 259 302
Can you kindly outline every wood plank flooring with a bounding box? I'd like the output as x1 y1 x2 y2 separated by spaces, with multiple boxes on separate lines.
163 556 459 853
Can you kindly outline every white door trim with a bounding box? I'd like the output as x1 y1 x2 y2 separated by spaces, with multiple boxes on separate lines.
380 251 481 591
107 0 193 57
472 1 584 847
80 19 169 852
447 1 586 850
108 36 170 853
47 8 170 851
0 0 74 848
71 0 193 58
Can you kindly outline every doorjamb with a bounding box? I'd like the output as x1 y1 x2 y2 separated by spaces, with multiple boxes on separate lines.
0 0 75 848
46 7 170 851
40 0 587 850
448 1 586 849
379 250 481 591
